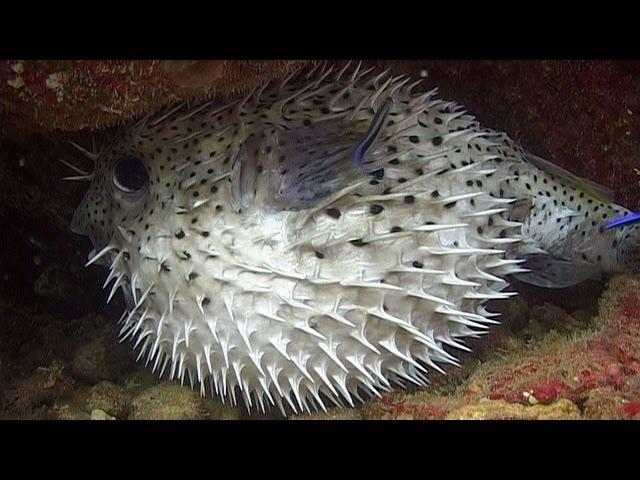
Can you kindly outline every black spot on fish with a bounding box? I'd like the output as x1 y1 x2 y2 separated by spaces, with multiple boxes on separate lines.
326 208 341 219
369 168 384 180
350 238 368 247
370 204 384 215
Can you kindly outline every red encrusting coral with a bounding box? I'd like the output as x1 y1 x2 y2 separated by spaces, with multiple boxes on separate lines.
622 401 640 418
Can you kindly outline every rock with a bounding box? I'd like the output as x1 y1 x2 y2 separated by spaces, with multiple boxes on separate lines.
2 361 75 414
86 381 132 419
71 335 133 384
0 60 306 139
582 387 630 419
445 398 581 420
128 381 245 420
52 404 92 420
130 383 207 420
294 408 364 420
495 295 530 330
91 409 115 420
528 303 582 337
34 263 82 305
202 399 245 420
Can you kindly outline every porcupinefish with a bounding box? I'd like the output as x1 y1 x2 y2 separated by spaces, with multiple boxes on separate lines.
69 62 640 414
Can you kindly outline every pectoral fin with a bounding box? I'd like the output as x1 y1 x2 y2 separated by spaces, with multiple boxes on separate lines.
232 103 392 212
514 254 601 288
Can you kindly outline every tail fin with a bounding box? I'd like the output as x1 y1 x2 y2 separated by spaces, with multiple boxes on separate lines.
504 153 627 287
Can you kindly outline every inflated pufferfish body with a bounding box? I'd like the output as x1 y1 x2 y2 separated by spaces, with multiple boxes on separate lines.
70 63 640 414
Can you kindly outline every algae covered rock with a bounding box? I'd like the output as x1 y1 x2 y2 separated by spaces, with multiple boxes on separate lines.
203 400 245 420
86 381 132 419
71 335 133 384
130 383 207 420
2 361 76 416
294 409 364 421
90 409 115 420
130 382 246 420
34 263 83 306
444 398 581 420
52 404 92 420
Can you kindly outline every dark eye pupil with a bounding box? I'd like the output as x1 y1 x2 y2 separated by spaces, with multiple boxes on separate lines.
113 157 148 193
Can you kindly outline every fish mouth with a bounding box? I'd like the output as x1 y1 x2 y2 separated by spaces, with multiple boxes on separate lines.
70 205 88 236
86 245 106 264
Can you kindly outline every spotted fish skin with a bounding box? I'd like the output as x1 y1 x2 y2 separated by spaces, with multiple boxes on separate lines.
70 63 639 414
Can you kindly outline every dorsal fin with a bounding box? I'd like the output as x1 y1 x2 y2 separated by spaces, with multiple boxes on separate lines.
525 153 614 203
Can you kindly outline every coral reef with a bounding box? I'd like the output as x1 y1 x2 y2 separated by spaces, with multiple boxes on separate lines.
1 60 639 420
0 60 305 140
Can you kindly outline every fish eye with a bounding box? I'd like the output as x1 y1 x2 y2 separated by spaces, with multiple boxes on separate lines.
113 157 148 194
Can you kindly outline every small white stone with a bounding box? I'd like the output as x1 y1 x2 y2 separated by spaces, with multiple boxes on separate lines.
419 69 429 78
18 158 25 167
45 72 65 102
45 72 64 90
8 77 24 89
11 61 24 74
91 409 116 420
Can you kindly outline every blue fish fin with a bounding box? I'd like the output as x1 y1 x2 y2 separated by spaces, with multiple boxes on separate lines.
353 98 392 166
514 254 601 289
601 211 640 231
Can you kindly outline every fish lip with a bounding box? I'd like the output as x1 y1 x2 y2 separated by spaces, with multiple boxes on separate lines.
70 206 87 236
85 242 111 267
86 245 103 263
